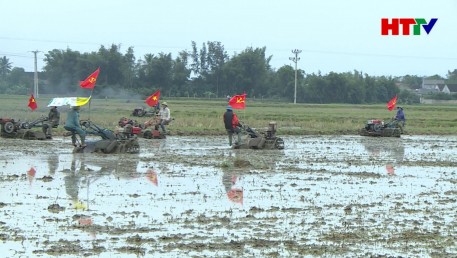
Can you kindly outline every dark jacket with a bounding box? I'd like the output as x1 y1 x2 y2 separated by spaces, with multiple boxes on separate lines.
223 110 240 130
48 108 60 126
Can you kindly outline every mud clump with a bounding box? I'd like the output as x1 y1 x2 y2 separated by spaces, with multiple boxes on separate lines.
233 159 251 167
47 204 65 213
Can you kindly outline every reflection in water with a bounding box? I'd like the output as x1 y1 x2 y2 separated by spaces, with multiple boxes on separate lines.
4 136 457 257
150 139 167 151
47 154 59 175
27 167 36 186
146 168 159 186
360 137 405 175
62 154 142 210
386 164 395 175
220 149 283 205
59 154 143 239
63 156 88 210
222 170 243 205
361 138 405 162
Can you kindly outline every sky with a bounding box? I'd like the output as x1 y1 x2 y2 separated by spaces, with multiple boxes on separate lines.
1 0 456 77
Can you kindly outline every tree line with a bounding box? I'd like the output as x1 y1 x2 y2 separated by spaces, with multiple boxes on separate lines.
1 42 456 103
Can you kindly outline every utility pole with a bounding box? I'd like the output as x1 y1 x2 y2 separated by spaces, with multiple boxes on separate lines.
289 49 301 104
31 50 41 98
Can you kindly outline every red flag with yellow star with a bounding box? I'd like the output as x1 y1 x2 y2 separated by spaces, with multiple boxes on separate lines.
80 67 100 89
227 188 243 204
28 94 37 111
228 93 246 109
146 169 158 186
387 95 397 111
145 90 160 107
27 167 36 185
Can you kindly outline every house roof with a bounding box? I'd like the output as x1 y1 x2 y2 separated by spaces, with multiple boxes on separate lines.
446 84 457 92
437 84 446 91
435 83 457 93
423 79 445 85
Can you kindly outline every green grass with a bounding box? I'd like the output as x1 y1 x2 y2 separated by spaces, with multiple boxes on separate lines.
1 94 457 135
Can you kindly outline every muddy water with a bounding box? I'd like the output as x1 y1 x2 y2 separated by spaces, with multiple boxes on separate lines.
0 135 456 257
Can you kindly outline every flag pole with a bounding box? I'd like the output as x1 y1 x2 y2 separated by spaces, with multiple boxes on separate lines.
88 89 94 120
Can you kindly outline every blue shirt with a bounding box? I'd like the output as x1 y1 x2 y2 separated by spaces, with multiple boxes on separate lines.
65 109 81 129
395 109 406 122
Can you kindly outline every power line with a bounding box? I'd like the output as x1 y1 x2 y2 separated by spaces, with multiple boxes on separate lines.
2 35 457 60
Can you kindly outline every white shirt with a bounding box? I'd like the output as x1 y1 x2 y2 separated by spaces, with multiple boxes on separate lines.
160 107 170 120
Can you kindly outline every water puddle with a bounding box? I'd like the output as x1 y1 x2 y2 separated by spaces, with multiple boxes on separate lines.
0 135 456 257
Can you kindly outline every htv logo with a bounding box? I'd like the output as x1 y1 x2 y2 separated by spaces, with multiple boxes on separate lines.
381 18 437 35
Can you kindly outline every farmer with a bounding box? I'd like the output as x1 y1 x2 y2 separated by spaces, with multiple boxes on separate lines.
42 106 60 139
393 106 406 133
64 106 86 147
223 105 241 146
158 102 171 134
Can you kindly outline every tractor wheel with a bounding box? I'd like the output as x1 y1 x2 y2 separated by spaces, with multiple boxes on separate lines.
3 121 15 134
126 141 140 153
392 129 401 137
143 130 152 139
104 140 118 153
23 130 35 140
274 138 285 149
20 122 30 129
117 143 126 153
373 124 382 132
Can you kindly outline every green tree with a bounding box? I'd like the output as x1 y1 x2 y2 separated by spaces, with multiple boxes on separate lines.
205 41 228 97
343 71 365 104
0 56 12 78
446 69 457 83
303 73 328 103
171 51 191 97
271 65 295 101
138 53 173 96
1 67 31 94
221 47 272 98
97 44 125 86
43 48 82 93
123 47 136 89
375 76 398 102
399 89 420 104
190 41 200 75
401 75 423 89
363 74 377 103
199 42 208 74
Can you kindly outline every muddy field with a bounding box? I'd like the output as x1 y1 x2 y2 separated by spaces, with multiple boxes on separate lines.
0 134 456 257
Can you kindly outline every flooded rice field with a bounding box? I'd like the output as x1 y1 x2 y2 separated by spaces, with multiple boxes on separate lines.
0 135 456 257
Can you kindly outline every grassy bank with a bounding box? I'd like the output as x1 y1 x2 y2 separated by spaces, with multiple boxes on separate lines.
1 94 457 135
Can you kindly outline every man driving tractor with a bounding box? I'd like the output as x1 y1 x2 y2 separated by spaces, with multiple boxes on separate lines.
42 106 60 139
223 105 241 146
141 102 172 137
64 106 86 147
393 106 406 134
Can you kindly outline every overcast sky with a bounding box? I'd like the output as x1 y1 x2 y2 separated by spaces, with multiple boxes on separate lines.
1 0 456 77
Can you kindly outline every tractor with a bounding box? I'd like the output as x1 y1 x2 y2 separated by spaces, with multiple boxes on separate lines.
0 116 50 140
70 120 140 154
117 116 168 139
359 119 402 137
234 122 285 149
131 106 159 117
